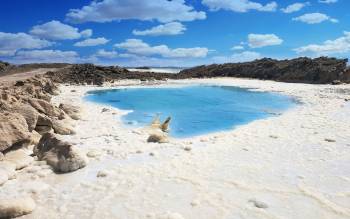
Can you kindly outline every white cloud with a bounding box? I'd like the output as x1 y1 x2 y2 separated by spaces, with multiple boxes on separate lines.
319 0 337 4
9 50 79 64
74 37 109 47
132 22 186 36
80 29 93 38
294 31 350 56
202 0 277 13
0 32 53 56
248 34 283 48
115 39 208 58
94 49 118 59
281 2 309 13
66 0 206 23
231 45 244 50
30 20 92 40
212 51 261 63
293 13 338 24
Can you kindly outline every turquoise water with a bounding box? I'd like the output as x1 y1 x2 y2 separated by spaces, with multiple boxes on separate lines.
85 85 295 138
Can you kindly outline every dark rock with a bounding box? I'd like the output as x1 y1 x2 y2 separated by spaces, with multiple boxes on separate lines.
34 133 87 173
176 57 349 84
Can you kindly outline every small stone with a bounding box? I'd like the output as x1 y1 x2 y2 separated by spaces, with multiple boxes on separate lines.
248 199 269 209
183 146 192 151
97 170 109 178
325 138 336 143
0 197 36 218
269 135 278 139
101 108 110 113
70 89 77 92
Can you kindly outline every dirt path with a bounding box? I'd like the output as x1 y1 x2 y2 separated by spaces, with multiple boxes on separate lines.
0 68 57 86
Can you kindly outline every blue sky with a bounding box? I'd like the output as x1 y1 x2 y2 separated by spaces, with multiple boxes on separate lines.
0 0 349 67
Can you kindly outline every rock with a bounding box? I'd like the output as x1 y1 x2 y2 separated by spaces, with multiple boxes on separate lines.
325 138 336 143
248 199 269 209
36 114 53 127
101 108 110 113
147 133 169 143
30 131 42 145
35 114 53 134
52 119 75 135
59 103 81 120
0 197 36 218
97 170 109 177
34 125 52 135
183 146 192 151
34 133 87 173
0 112 31 152
11 104 39 132
176 57 349 84
29 98 64 118
4 149 34 170
331 80 342 85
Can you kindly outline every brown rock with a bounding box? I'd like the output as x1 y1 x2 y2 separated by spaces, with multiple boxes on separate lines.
29 98 64 118
11 104 39 132
52 119 76 135
59 103 81 120
0 112 31 152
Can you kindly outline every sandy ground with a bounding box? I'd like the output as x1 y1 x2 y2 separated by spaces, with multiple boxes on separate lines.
1 78 350 219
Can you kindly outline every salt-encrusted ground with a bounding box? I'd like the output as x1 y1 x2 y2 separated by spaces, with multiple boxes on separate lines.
1 78 350 219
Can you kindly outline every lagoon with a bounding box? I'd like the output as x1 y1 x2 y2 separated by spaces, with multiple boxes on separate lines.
85 85 295 137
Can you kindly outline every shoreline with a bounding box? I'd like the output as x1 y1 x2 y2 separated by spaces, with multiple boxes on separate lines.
1 77 350 218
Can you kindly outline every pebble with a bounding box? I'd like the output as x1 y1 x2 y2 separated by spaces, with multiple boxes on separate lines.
183 146 192 151
97 170 109 178
248 199 269 209
324 138 336 143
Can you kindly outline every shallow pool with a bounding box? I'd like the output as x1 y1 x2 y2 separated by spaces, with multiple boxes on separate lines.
85 85 295 137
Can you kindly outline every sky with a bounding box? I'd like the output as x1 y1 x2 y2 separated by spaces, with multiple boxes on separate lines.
0 0 349 67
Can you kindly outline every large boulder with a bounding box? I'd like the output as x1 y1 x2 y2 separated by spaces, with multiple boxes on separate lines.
59 103 82 120
34 133 87 173
0 197 36 218
11 104 39 132
0 113 31 152
52 119 76 135
29 98 64 118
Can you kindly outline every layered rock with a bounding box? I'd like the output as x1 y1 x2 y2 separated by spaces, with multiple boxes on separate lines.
34 133 87 173
0 112 31 152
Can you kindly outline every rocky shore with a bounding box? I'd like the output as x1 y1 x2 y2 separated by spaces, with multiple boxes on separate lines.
0 56 349 218
177 57 350 84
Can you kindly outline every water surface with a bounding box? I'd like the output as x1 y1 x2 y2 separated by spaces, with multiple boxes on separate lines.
86 85 295 137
